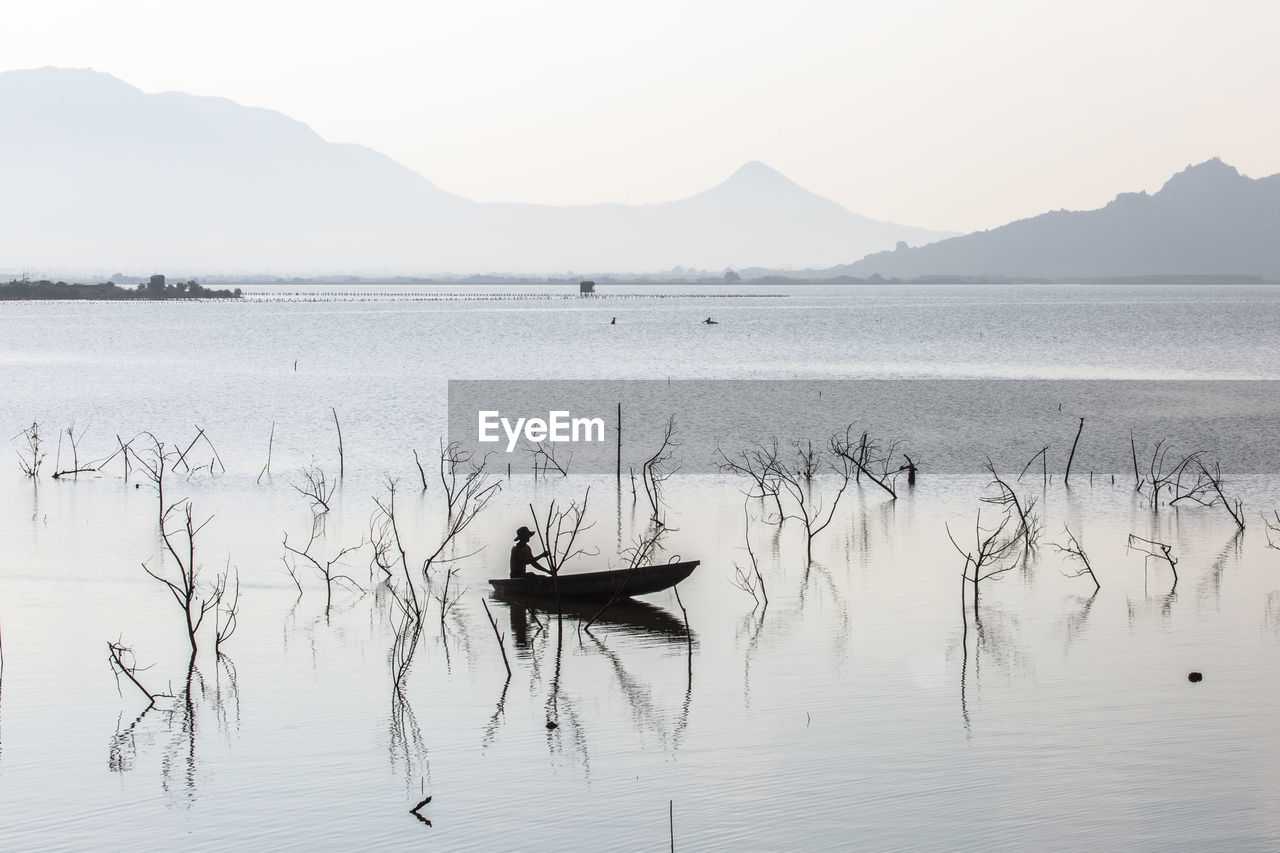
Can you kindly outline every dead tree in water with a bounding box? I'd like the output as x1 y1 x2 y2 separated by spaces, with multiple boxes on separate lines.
131 435 233 659
439 440 499 527
293 463 336 514
1128 534 1178 589
373 449 496 691
717 441 784 523
332 408 344 479
948 508 1021 635
770 440 851 566
981 460 1040 555
14 422 46 477
721 437 851 564
371 444 500 618
641 416 680 521
830 427 909 500
282 525 365 612
1132 438 1245 530
142 501 220 660
527 491 596 620
1063 417 1084 486
215 566 241 653
1019 446 1049 489
107 640 170 709
1190 459 1246 531
530 491 596 576
52 421 96 479
480 598 513 679
1052 525 1100 592
730 503 768 609
526 441 570 478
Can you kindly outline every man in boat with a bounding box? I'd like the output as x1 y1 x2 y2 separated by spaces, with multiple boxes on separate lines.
510 526 550 578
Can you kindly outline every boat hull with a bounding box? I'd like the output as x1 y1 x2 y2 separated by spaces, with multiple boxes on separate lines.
489 560 698 601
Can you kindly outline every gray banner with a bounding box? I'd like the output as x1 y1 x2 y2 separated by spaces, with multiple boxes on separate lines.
447 380 1280 477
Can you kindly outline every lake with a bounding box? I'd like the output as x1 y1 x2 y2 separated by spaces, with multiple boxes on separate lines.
2 283 1279 851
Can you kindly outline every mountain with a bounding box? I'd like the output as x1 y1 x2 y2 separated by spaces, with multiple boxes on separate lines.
832 158 1280 280
0 68 953 275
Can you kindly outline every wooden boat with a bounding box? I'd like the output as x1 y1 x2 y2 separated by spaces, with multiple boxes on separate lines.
489 560 698 602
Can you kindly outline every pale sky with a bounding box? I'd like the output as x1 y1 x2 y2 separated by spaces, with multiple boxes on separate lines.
7 0 1279 233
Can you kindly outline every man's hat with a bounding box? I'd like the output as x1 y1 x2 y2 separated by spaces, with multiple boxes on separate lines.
515 526 535 541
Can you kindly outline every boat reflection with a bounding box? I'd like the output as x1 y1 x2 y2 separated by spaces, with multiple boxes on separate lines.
491 594 695 646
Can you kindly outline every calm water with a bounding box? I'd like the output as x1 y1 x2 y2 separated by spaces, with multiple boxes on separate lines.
2 284 1280 851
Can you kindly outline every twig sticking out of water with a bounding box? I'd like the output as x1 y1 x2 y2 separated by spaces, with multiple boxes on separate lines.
1063 417 1084 486
51 421 96 479
257 421 275 484
1018 446 1049 489
730 503 768 608
215 565 241 651
1198 459 1246 531
481 598 512 679
673 585 693 679
413 449 429 491
174 425 225 475
332 408 344 479
410 794 432 826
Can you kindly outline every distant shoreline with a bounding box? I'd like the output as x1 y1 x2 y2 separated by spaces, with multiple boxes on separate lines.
3 274 1272 298
178 273 1278 286
0 279 242 301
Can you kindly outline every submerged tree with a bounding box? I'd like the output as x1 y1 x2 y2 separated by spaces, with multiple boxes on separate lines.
1052 525 1100 592
14 422 45 478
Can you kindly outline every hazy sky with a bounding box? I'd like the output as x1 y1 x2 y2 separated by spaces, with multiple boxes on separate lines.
7 0 1278 233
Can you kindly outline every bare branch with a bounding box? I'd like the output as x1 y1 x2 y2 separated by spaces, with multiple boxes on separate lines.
1051 525 1100 591
1127 534 1178 588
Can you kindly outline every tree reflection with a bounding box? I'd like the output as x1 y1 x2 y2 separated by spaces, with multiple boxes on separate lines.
1197 530 1243 606
1059 589 1100 653
104 659 244 807
957 603 1029 734
388 685 430 794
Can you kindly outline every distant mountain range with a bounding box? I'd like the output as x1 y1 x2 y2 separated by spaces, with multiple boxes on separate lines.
810 158 1280 281
0 67 953 276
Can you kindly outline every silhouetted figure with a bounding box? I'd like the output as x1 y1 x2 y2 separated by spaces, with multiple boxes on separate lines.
510 526 549 578
610 317 616 324
703 316 718 324
903 454 918 486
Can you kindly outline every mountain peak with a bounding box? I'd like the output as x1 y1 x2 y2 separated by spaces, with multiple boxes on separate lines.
722 160 793 189
1158 157 1246 195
